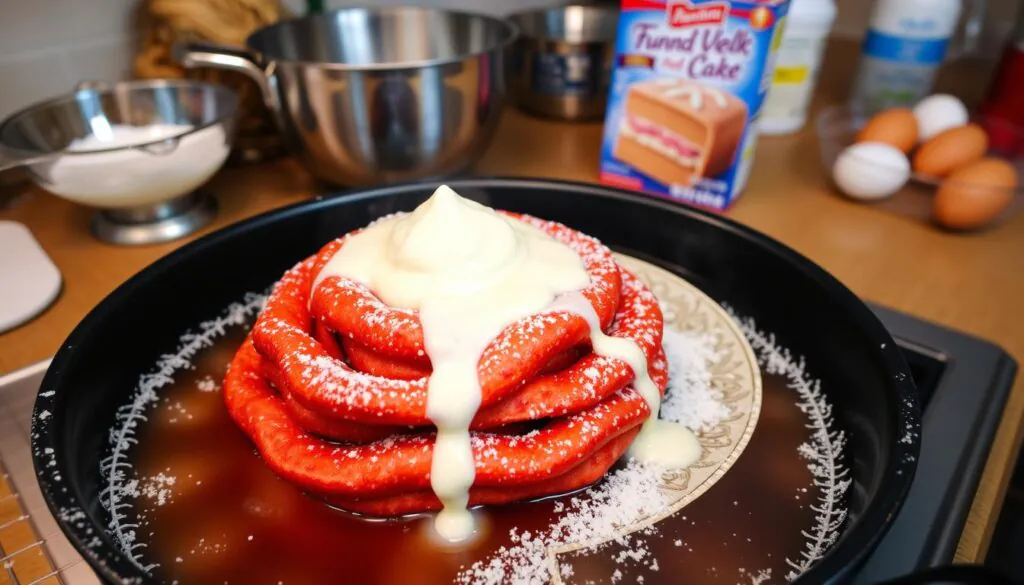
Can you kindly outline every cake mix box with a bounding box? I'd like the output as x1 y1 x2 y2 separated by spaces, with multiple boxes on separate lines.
599 0 791 210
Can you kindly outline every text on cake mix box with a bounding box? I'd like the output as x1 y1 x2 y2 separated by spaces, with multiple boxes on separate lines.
600 0 790 211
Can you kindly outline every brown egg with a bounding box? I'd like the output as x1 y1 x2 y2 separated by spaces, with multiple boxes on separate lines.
856 108 919 153
913 123 988 178
933 158 1018 230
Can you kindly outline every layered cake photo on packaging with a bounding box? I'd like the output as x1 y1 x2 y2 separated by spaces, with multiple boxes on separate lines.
615 79 749 187
600 0 791 210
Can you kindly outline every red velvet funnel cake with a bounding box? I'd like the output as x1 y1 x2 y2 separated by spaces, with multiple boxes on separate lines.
223 213 667 517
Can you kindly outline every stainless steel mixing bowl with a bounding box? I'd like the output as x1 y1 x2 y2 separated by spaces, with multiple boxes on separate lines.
507 5 618 121
0 79 238 245
178 7 517 186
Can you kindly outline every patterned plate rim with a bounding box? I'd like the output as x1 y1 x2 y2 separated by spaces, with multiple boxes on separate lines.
546 254 763 573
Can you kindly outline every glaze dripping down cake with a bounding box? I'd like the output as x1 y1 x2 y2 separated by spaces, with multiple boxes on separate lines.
223 186 700 541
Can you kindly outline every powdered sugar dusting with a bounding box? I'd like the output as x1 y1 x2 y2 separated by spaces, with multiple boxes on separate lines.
196 375 219 393
457 460 668 585
99 293 266 569
730 314 850 582
95 268 848 584
659 327 731 431
122 473 178 506
96 292 759 581
457 307 849 585
456 324 728 585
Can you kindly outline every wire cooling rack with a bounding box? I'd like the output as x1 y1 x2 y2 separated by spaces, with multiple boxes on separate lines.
0 361 98 585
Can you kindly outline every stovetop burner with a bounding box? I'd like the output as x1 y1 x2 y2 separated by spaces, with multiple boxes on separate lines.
0 304 1015 584
896 339 947 411
855 305 1017 583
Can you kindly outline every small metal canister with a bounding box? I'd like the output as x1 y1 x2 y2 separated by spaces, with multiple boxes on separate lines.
508 5 619 121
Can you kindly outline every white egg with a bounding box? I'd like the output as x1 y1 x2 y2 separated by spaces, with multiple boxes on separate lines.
832 142 910 201
913 94 969 141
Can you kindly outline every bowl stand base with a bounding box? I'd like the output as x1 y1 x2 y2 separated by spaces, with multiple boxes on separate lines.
90 192 217 246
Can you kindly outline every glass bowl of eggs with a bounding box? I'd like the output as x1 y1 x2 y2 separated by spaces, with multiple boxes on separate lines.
815 95 1023 232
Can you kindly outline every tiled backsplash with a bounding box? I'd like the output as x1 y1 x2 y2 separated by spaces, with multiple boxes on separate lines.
0 0 1018 120
0 0 136 119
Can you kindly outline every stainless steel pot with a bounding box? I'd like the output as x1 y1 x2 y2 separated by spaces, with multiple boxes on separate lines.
507 5 618 121
177 7 516 186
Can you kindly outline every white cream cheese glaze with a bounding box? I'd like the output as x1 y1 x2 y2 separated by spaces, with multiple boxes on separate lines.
313 185 700 541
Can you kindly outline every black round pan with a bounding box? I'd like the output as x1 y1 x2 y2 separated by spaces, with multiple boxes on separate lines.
32 178 921 584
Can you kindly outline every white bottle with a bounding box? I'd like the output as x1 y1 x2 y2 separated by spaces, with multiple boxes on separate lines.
761 0 837 135
851 0 963 112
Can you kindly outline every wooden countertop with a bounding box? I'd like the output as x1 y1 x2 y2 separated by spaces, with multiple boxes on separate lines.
0 40 1021 567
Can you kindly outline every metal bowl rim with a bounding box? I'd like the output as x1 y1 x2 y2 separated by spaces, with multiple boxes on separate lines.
506 4 620 44
244 5 519 71
0 79 240 158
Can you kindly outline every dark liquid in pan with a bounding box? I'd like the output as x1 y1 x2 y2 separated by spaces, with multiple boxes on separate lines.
127 326 835 585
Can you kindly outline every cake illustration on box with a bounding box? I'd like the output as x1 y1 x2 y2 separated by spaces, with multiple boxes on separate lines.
615 79 748 186
598 0 791 211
